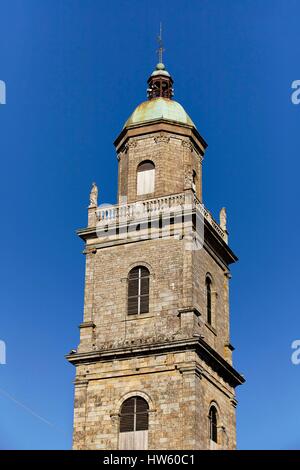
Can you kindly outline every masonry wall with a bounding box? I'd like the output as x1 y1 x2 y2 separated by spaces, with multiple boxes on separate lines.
72 120 241 451
79 231 232 364
192 245 232 362
199 371 237 449
117 133 203 204
79 236 185 353
73 230 237 450
72 350 236 450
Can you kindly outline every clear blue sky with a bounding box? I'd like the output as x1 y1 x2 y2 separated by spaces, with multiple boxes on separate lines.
0 0 299 450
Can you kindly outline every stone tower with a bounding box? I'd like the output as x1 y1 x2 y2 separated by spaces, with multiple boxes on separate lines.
67 61 244 450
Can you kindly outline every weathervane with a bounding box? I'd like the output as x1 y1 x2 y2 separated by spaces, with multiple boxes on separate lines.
157 23 165 63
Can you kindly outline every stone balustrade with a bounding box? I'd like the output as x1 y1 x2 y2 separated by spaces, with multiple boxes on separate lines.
89 192 227 242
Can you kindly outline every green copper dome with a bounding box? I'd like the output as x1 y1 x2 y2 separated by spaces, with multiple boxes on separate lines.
124 97 195 128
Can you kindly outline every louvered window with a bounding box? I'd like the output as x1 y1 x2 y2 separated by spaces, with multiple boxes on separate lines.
209 406 218 443
120 397 149 433
128 267 150 315
206 277 212 325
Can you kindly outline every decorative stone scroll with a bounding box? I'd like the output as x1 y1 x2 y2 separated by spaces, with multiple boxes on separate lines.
154 133 170 144
124 139 138 152
181 140 194 151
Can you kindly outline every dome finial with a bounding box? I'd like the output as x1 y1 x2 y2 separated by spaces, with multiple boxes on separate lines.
156 22 165 65
147 24 174 100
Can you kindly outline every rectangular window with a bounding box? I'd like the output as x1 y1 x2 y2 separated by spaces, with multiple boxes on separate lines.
137 169 155 195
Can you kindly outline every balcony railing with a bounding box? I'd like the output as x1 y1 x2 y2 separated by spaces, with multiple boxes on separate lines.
90 192 227 242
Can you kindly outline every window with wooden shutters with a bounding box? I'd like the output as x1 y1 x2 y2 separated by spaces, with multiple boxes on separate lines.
119 397 149 450
209 406 218 443
128 267 150 315
120 397 149 432
206 276 212 325
137 161 155 195
119 397 135 433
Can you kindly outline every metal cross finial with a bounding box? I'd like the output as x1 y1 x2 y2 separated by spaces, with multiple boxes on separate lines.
157 22 165 63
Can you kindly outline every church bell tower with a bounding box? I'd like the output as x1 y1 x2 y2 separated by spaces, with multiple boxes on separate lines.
67 56 244 450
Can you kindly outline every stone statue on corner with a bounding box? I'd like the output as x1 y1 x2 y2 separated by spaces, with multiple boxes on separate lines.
89 182 98 208
219 207 227 231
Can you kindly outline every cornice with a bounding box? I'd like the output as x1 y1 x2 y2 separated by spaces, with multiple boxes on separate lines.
114 119 207 156
66 336 245 388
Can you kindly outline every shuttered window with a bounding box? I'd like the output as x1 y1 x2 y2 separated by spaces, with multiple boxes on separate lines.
128 267 150 315
209 406 218 443
137 161 155 195
206 277 212 325
120 397 149 433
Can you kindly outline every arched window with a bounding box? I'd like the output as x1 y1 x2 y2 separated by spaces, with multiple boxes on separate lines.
120 397 149 433
128 266 150 315
209 405 218 443
119 396 149 449
137 161 155 195
206 276 212 325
